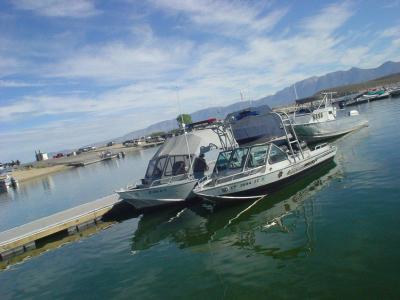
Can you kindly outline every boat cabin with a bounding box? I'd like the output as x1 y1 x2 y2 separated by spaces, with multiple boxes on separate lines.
310 105 336 123
144 154 192 182
213 143 289 178
140 124 238 186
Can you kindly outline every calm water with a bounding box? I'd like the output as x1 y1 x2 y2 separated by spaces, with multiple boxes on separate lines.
0 147 158 231
1 97 400 299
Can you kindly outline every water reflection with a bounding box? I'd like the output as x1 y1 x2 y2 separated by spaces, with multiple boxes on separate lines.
131 161 339 257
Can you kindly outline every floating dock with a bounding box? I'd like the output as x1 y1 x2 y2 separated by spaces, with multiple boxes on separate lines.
67 154 120 167
0 194 120 261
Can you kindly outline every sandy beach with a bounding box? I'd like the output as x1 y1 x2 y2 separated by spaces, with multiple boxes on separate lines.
11 165 73 182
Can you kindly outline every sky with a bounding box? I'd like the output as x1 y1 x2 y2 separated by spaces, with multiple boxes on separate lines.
1 0 400 162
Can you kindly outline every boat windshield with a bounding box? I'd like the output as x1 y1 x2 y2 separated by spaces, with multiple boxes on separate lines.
245 144 269 168
214 144 272 175
145 156 168 179
145 155 192 180
268 144 288 164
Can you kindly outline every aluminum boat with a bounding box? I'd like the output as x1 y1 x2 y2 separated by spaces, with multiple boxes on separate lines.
116 119 238 210
194 112 337 203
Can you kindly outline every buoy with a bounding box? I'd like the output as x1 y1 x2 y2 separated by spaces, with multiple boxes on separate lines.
348 110 359 116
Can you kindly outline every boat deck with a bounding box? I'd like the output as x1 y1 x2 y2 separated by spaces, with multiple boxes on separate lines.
0 194 120 260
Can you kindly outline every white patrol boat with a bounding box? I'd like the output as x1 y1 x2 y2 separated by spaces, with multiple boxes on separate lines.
193 112 337 203
116 119 237 210
293 92 368 143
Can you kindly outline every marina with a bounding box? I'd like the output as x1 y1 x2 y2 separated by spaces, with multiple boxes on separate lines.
3 1 400 298
0 96 399 299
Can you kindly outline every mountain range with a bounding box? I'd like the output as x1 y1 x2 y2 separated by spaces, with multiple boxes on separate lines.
114 60 400 142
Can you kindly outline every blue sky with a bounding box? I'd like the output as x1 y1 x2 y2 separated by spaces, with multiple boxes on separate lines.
1 0 400 162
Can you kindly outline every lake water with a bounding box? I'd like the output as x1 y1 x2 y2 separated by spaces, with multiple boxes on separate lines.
1 97 400 299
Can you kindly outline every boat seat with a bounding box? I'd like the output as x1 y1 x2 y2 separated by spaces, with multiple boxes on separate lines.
172 161 186 175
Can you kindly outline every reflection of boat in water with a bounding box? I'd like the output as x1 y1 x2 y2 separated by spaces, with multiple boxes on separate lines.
116 119 237 210
194 112 336 202
293 93 368 143
131 160 338 253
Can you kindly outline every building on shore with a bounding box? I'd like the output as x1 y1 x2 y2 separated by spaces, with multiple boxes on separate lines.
35 150 49 161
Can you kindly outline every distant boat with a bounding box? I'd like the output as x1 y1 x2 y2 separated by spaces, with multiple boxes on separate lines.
388 86 400 96
116 119 238 210
0 174 12 191
99 151 117 160
292 93 368 143
361 89 390 101
346 88 390 106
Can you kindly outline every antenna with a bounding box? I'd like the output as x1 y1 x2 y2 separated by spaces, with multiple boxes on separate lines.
247 85 253 107
240 90 245 109
293 83 299 100
176 87 193 173
293 83 299 118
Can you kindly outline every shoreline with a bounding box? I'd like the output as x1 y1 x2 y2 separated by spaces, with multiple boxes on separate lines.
9 143 161 183
11 165 74 182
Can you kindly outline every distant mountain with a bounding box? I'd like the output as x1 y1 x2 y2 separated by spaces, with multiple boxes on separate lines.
115 61 400 141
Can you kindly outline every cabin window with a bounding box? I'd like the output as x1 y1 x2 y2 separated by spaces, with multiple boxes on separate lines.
145 159 156 178
145 156 167 178
215 151 232 172
228 148 249 169
268 144 288 164
246 145 269 168
164 155 191 176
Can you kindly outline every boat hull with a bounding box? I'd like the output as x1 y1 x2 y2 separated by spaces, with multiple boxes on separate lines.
194 146 336 202
116 180 198 210
293 117 368 142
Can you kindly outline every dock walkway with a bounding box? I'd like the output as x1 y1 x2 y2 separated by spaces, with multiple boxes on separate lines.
0 194 120 260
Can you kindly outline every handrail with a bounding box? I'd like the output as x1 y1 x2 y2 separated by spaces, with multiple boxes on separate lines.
271 111 304 159
214 165 265 185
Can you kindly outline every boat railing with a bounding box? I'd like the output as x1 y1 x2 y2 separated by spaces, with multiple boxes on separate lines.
272 111 304 160
208 165 266 186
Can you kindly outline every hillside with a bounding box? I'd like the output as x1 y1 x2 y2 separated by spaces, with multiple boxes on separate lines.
114 61 400 141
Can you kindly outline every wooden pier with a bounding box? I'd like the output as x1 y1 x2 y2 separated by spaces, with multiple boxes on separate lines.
0 194 121 261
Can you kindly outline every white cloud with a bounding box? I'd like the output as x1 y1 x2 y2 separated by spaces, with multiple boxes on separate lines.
47 38 193 82
12 0 100 17
381 25 400 38
0 79 42 88
301 1 354 36
149 0 288 37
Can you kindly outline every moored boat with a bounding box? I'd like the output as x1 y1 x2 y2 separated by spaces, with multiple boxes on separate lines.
225 105 284 145
193 112 337 203
388 86 400 96
116 119 238 210
293 93 368 143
